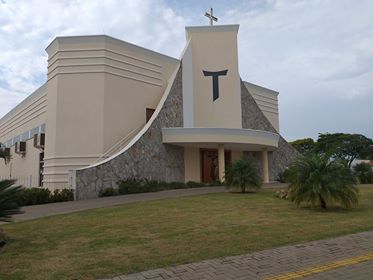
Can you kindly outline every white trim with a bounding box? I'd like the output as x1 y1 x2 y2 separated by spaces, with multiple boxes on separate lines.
47 71 163 87
185 24 239 35
244 81 279 97
162 127 280 150
0 91 47 128
162 127 279 139
49 63 163 81
181 40 194 127
44 163 90 168
46 35 179 65
44 155 101 160
48 55 163 74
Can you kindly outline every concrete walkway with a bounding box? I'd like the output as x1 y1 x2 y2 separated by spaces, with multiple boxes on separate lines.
12 186 225 222
104 231 373 280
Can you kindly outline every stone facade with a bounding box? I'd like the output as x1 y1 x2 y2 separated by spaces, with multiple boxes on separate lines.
75 67 184 200
241 81 300 181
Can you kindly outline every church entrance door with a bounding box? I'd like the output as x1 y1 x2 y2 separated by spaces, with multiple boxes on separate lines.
200 149 231 183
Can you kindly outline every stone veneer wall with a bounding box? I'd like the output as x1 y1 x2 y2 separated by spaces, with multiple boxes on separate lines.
75 67 184 199
241 81 300 181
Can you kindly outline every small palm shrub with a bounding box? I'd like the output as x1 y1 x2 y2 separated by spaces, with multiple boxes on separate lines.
0 180 23 222
287 154 358 209
224 158 262 193
353 162 373 184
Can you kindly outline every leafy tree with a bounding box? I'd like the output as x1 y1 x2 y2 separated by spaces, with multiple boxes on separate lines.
315 133 373 167
224 158 262 193
353 162 373 184
360 145 373 160
290 138 315 155
287 154 358 209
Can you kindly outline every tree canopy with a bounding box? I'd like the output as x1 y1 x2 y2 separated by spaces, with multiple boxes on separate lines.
314 133 373 167
290 133 372 168
290 138 315 155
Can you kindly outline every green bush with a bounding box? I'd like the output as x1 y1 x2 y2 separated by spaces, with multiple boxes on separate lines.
118 179 145 194
17 188 52 205
205 181 223 186
16 187 74 206
353 162 373 184
52 189 74 202
277 168 292 183
99 187 119 197
143 180 160 192
164 181 186 190
186 181 205 188
225 158 262 193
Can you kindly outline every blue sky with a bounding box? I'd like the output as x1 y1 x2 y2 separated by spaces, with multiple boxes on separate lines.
0 0 372 141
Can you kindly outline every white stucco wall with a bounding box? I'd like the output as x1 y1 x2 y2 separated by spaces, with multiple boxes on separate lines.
43 35 179 188
183 25 242 129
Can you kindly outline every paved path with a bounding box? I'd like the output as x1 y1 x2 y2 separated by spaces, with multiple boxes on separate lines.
104 231 373 280
12 186 224 222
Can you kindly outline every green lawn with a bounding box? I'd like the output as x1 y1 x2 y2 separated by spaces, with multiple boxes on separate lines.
1 186 373 280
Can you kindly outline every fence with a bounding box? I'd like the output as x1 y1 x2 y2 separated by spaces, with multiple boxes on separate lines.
0 175 39 188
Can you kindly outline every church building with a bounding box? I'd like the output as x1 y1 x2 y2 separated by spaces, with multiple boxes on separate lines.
0 21 299 199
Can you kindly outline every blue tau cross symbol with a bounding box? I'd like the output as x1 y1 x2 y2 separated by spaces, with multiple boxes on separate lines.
203 69 228 101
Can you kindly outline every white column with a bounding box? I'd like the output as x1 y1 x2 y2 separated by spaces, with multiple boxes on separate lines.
261 148 269 183
218 144 225 182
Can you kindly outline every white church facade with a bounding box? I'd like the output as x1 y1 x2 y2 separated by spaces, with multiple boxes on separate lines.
0 24 298 199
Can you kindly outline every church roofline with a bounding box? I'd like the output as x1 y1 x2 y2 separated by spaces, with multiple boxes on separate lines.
45 34 180 63
185 24 239 35
244 81 279 97
0 83 47 125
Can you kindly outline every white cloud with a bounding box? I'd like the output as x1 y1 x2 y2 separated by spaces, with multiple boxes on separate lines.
0 0 189 116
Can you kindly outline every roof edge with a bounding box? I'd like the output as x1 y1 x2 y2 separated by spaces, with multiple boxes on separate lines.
46 34 180 63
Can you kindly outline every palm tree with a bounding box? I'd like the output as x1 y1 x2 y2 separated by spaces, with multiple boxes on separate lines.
0 179 23 247
0 179 23 222
287 154 358 209
353 162 373 184
224 158 262 193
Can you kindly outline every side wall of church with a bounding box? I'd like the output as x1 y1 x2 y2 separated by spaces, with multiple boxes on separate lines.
74 67 184 200
241 80 300 181
0 85 47 187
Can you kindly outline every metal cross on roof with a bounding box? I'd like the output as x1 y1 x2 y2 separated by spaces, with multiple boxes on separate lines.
205 8 218 26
